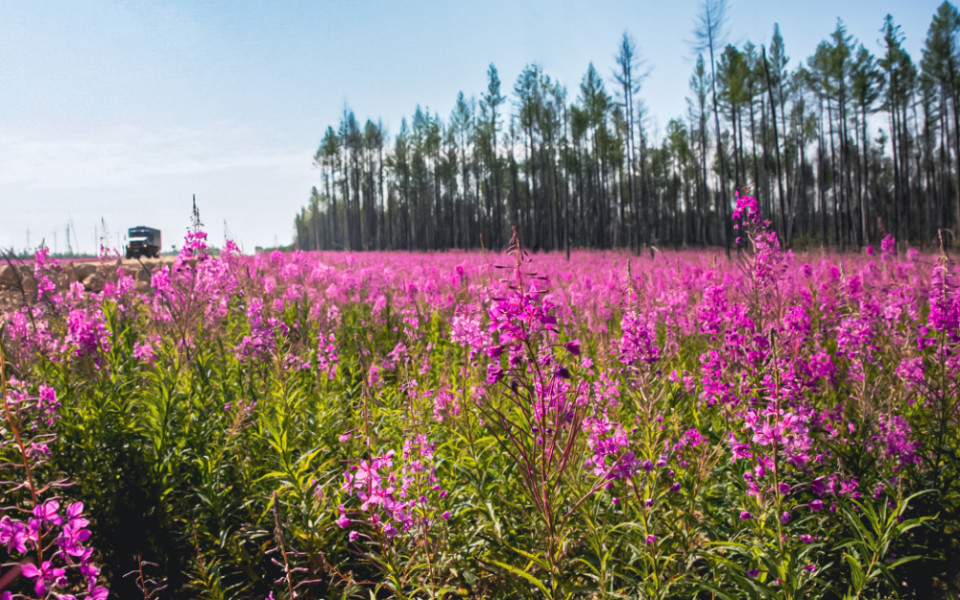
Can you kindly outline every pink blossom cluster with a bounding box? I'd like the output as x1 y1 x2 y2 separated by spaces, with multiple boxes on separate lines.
0 383 108 600
339 434 448 541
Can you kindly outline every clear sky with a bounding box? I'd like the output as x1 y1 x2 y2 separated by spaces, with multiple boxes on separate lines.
0 0 944 254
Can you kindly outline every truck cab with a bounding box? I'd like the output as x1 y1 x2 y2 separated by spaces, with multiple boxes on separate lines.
126 226 162 259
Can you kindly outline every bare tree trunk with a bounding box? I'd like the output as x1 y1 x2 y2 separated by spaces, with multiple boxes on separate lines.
763 47 787 244
708 44 729 252
827 99 841 248
861 105 869 245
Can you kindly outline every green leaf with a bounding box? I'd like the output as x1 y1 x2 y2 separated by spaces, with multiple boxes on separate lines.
489 560 550 597
844 552 865 590
506 543 553 571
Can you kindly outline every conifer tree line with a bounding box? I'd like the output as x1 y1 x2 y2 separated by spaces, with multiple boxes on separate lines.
295 1 960 252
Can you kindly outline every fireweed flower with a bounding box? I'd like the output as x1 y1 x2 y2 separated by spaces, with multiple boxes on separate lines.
928 261 960 342
732 191 786 292
0 516 30 553
64 308 112 360
619 311 659 366
31 499 64 528
36 384 61 426
33 247 61 306
881 234 897 260
133 333 162 364
340 435 447 540
367 364 382 387
450 311 491 363
0 380 110 599
235 298 289 362
583 415 637 480
58 502 93 558
4 208 958 596
431 387 460 422
317 331 340 380
22 561 67 597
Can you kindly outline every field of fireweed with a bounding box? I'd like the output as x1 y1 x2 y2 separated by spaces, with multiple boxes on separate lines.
1 195 960 600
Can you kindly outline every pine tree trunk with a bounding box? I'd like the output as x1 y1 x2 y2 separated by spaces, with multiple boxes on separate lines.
762 48 787 245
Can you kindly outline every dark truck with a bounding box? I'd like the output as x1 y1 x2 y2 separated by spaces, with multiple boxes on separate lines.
125 226 162 259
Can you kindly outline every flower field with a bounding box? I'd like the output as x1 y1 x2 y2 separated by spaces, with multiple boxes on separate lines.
2 196 960 599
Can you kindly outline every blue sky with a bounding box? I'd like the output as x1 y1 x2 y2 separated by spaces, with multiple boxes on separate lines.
0 0 943 254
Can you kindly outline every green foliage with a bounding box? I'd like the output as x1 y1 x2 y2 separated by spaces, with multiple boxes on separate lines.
6 242 958 600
